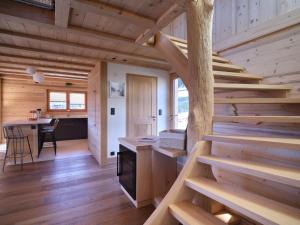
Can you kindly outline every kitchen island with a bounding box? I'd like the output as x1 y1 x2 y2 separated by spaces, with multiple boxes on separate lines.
3 118 53 162
118 137 186 208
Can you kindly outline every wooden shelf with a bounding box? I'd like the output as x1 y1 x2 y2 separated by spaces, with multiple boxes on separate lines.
185 177 300 225
152 144 187 158
203 135 300 150
197 155 300 188
169 201 226 225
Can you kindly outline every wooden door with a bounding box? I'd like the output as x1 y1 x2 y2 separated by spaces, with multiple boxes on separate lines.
127 74 157 137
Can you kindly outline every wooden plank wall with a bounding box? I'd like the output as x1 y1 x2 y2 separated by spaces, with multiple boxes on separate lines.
87 61 107 165
1 79 87 123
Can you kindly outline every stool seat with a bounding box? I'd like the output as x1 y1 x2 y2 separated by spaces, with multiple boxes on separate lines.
38 119 59 157
2 126 34 171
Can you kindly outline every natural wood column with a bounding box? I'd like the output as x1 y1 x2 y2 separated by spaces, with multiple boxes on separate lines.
186 0 214 151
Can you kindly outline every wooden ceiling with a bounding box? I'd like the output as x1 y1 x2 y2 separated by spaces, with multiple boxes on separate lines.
0 0 186 83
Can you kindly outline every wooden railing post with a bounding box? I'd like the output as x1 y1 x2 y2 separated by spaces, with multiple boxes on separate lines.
186 0 214 151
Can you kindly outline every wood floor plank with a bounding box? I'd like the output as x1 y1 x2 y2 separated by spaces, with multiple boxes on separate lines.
0 155 154 225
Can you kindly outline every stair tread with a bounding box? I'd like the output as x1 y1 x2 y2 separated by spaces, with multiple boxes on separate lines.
169 201 226 225
197 155 300 188
214 71 262 79
214 83 292 90
215 98 300 104
213 62 244 72
185 177 300 225
213 115 300 123
203 135 300 150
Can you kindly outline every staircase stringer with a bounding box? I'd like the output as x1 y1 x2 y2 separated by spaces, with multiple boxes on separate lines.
144 141 213 225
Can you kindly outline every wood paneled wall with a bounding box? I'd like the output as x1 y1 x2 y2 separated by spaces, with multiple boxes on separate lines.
1 79 87 123
87 61 107 165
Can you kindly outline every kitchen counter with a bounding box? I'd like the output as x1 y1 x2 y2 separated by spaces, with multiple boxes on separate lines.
118 136 186 208
119 137 186 158
4 118 52 126
3 118 52 163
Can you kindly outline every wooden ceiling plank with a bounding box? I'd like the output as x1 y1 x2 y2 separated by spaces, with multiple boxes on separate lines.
0 7 136 45
70 0 155 28
0 43 97 65
0 67 87 78
135 2 186 44
0 61 89 74
0 74 87 82
0 53 93 70
55 0 71 28
0 29 168 65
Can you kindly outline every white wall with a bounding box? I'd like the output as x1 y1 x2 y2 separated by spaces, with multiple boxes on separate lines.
107 63 169 157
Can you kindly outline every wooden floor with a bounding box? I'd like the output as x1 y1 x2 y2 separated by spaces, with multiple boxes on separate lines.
0 155 154 225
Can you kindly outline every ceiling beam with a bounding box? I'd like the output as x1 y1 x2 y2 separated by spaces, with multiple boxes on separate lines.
0 0 136 45
70 0 155 28
135 2 186 44
55 0 71 28
0 61 89 75
0 53 93 70
0 67 87 79
0 74 87 82
0 74 88 88
0 44 97 65
0 29 169 65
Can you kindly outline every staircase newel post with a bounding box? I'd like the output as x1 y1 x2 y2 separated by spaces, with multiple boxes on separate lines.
186 0 215 152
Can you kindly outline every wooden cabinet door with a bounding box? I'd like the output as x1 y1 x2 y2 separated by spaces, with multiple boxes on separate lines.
126 74 157 137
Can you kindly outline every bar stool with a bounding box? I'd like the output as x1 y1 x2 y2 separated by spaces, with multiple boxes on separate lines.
2 126 34 172
38 119 59 157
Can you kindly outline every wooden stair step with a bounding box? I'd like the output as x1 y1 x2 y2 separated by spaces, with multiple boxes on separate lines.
213 71 262 81
197 155 300 188
213 56 230 63
215 98 300 104
213 116 300 124
180 49 229 63
214 83 292 91
169 201 226 225
185 177 300 225
213 62 244 72
203 135 300 150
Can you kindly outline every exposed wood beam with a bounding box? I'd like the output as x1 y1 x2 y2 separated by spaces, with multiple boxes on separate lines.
135 2 186 44
0 6 136 45
55 0 71 28
0 61 89 75
0 74 87 88
70 0 155 28
0 74 87 82
0 53 93 70
0 67 87 79
0 29 169 65
0 44 97 65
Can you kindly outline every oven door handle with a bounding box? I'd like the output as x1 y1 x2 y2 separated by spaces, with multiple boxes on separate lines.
117 152 122 176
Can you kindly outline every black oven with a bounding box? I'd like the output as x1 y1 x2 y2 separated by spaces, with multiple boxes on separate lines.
117 145 137 200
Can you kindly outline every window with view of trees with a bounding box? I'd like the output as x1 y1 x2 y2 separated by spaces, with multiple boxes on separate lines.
174 78 189 129
48 90 87 111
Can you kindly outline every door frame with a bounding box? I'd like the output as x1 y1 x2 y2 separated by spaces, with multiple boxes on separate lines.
126 73 158 137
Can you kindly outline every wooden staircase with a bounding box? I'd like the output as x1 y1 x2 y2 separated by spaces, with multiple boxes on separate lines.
144 33 300 225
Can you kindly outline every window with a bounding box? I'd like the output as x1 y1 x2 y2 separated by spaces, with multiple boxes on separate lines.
48 90 87 111
174 78 189 129
69 93 86 110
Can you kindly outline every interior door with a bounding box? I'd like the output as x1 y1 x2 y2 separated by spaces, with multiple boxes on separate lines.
127 74 157 137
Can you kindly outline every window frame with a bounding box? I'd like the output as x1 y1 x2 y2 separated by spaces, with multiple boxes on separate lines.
47 90 87 112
